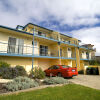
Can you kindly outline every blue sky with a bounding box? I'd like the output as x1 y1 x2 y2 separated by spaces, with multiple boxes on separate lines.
0 0 100 55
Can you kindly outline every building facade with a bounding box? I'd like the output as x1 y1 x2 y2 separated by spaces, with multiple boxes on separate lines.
0 23 96 73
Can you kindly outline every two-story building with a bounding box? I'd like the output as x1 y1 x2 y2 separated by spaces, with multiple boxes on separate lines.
0 23 96 73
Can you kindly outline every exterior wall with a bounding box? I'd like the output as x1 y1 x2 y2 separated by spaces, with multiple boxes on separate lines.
0 31 33 54
61 59 72 67
72 60 76 67
0 56 35 73
37 58 51 70
79 60 84 71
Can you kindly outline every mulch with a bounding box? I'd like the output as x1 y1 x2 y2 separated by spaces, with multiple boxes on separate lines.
0 83 8 94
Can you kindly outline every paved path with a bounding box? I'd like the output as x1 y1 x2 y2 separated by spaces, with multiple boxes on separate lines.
69 75 100 90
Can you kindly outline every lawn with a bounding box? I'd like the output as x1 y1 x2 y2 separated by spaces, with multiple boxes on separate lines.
0 84 100 100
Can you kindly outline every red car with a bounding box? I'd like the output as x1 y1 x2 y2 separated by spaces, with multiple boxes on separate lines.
44 65 78 78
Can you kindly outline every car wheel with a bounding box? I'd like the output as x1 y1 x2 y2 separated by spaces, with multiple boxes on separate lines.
57 73 62 77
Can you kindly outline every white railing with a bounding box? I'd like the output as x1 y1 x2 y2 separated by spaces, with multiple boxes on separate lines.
0 42 76 58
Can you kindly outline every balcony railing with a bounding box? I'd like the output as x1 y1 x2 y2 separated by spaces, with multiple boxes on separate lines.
0 42 76 59
34 33 79 46
80 55 91 60
34 33 59 42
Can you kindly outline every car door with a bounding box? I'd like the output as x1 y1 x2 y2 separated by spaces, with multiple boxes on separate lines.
46 66 54 76
51 65 60 76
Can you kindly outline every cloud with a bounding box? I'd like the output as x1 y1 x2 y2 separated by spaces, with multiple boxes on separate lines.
0 0 100 27
71 27 100 56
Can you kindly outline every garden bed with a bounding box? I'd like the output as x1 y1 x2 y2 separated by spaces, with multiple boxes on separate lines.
0 77 70 95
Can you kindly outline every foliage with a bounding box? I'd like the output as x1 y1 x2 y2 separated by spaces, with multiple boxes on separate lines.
0 61 10 68
43 77 68 85
89 60 100 65
86 67 99 75
15 65 27 76
3 76 39 92
0 67 13 79
0 65 27 79
30 67 45 79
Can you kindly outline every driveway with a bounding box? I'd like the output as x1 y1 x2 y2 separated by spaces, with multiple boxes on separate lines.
69 75 100 90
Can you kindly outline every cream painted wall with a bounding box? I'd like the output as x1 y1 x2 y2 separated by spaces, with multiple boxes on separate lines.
68 60 72 67
0 56 39 73
80 60 84 71
72 60 76 67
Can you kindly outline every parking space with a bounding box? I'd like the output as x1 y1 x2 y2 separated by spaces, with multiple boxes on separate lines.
69 75 100 90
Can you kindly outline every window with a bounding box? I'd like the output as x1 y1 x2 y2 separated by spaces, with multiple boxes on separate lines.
40 45 48 56
32 41 37 47
48 65 59 69
38 31 42 36
60 49 62 57
17 26 23 30
48 66 54 70
86 52 89 59
7 37 16 53
53 65 60 69
7 37 24 54
61 65 70 68
68 48 71 51
82 51 84 54
38 31 46 37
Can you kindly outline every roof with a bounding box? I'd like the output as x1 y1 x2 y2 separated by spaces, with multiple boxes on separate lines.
0 25 33 36
23 23 53 32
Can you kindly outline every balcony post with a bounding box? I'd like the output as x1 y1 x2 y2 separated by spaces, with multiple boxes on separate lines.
32 27 35 77
58 42 61 65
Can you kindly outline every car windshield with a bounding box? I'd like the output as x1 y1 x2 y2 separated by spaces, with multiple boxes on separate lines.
61 65 71 68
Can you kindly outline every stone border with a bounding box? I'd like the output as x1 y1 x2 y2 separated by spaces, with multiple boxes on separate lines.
0 83 70 96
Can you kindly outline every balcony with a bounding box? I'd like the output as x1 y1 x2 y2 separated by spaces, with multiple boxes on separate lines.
79 43 95 51
60 40 78 47
60 51 76 60
0 42 76 60
34 33 59 42
34 33 78 47
0 42 60 59
80 55 91 60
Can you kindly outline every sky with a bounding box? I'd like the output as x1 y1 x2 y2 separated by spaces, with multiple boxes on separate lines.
0 0 100 56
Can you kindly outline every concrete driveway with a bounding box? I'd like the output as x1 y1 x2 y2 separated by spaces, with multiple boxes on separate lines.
69 75 100 90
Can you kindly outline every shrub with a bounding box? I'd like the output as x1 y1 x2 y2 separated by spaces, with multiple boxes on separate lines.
0 65 27 79
86 67 99 75
3 76 39 92
30 67 45 79
89 60 100 65
0 61 10 68
43 77 68 85
15 65 27 76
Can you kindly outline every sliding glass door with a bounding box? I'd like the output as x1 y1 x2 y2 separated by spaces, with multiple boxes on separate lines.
7 37 24 54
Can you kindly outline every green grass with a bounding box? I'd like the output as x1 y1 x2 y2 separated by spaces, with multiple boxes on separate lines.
0 84 100 100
